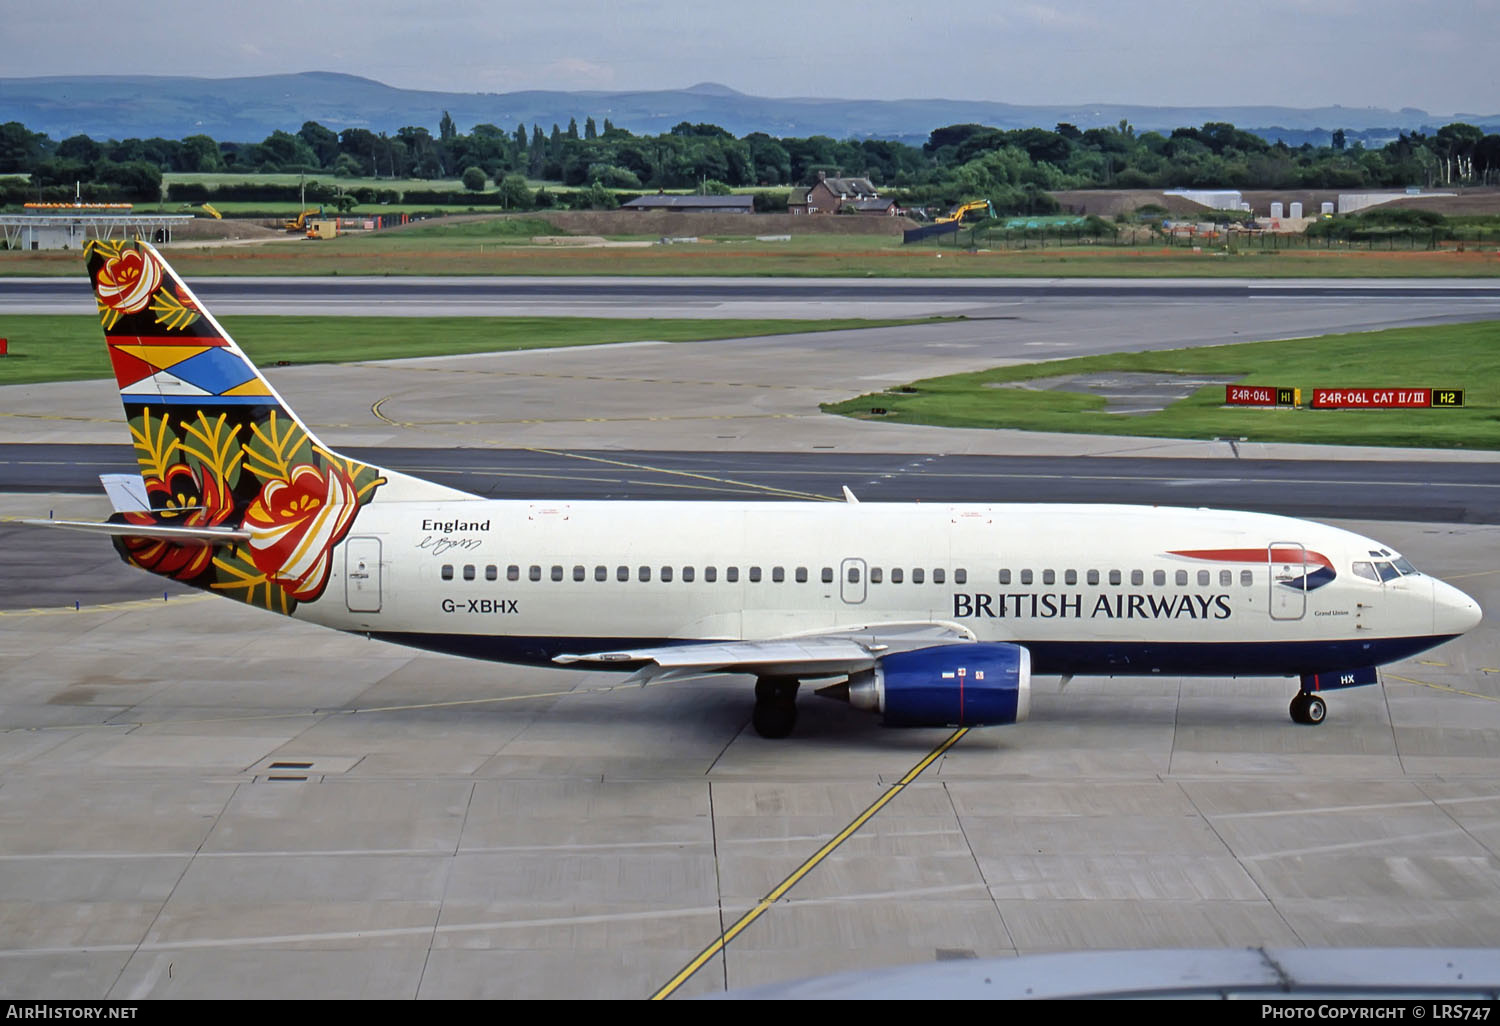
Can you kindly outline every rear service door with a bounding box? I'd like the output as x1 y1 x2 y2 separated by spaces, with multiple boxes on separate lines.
346 537 383 613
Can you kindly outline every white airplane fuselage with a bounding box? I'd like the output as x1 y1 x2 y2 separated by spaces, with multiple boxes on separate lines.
304 499 1478 678
53 239 1484 736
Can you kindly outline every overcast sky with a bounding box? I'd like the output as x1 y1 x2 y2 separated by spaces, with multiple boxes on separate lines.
5 0 1496 114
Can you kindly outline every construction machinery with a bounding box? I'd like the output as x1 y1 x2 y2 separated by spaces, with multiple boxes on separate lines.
283 208 322 232
933 199 996 225
902 199 996 244
304 219 339 240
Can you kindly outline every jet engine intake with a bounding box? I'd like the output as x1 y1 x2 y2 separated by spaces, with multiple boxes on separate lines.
843 642 1032 727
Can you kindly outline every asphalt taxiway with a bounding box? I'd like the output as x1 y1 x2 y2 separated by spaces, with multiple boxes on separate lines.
0 279 1497 998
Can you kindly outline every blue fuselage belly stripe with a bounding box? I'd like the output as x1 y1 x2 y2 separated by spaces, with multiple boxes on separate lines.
361 632 1459 676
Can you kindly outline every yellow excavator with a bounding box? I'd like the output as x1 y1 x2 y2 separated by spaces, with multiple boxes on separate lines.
283 208 322 232
932 199 996 225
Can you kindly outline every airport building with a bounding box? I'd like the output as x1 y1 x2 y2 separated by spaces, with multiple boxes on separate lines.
621 194 755 214
0 203 193 250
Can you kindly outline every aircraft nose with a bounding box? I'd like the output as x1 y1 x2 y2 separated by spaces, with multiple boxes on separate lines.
1433 578 1483 636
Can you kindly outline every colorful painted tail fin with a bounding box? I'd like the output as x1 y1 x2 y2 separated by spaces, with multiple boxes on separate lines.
84 238 469 612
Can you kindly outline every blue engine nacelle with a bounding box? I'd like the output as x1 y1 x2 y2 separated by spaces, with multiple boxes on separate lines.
846 643 1032 727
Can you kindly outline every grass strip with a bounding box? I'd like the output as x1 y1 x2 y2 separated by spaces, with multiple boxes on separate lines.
824 320 1500 450
0 314 945 386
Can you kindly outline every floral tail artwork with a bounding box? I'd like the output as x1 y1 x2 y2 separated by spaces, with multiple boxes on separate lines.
85 238 386 614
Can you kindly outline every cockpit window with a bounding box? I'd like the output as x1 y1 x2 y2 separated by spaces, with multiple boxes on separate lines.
1352 561 1378 582
1374 561 1402 582
1392 557 1419 576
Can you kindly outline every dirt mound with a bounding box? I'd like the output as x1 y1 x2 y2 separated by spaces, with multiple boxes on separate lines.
1052 187 1500 219
1362 188 1500 215
1050 190 1209 217
169 218 287 241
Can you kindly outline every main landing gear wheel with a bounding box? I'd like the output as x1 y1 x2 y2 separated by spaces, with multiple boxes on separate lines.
1289 692 1327 725
752 677 800 739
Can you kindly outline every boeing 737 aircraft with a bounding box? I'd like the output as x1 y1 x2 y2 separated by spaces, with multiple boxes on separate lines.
27 240 1482 738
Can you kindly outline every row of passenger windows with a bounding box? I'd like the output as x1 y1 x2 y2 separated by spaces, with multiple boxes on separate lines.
1001 568 1254 588
439 563 1258 587
441 564 958 584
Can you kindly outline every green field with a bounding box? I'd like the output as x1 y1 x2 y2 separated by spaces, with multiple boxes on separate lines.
0 314 946 386
6 226 1500 277
824 321 1500 449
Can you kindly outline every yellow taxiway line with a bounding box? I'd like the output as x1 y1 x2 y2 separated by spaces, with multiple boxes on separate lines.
650 726 969 1000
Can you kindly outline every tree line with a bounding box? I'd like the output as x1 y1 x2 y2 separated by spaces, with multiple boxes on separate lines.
2 112 1498 212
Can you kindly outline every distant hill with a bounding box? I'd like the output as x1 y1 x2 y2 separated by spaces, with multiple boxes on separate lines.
3 72 1496 145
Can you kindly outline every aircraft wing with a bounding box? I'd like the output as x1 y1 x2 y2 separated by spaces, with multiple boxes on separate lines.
553 620 977 683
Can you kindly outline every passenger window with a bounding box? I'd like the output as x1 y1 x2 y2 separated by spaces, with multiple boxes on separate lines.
846 566 860 584
772 566 785 583
954 568 966 585
1130 570 1143 586
933 568 945 584
442 564 454 581
551 565 563 582
1175 570 1188 587
529 565 542 582
661 566 674 582
463 564 476 581
749 566 762 583
1109 570 1121 586
891 568 903 584
913 568 924 584
1020 569 1033 585
1065 569 1077 586
999 569 1011 585
683 566 695 582
870 567 883 584
1219 570 1232 587
1087 570 1100 586
507 565 520 582
1240 570 1253 587
705 566 717 583
595 566 607 582
617 566 629 582
484 565 497 582
1352 561 1378 582
638 566 651 582
1153 570 1165 586
795 567 807 583
1042 569 1054 586
573 565 585 582
727 567 739 583
821 567 834 584
1197 570 1210 587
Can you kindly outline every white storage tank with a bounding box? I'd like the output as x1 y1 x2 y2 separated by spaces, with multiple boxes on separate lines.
1290 202 1303 218
1271 201 1284 218
1321 201 1335 216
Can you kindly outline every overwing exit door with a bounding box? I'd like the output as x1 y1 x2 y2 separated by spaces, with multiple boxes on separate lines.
840 558 867 604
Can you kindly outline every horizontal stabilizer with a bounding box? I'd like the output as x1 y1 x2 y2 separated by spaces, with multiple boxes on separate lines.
20 519 251 544
99 474 150 513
